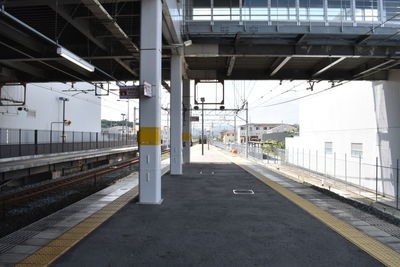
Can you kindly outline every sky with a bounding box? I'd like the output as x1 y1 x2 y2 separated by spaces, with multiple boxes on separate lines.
100 79 341 132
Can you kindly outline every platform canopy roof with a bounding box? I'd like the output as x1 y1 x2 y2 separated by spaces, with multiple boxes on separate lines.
0 0 400 83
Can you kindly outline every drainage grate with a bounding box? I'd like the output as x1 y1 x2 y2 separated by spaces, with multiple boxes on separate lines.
233 189 254 195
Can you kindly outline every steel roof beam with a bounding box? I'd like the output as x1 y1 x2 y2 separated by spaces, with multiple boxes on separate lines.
353 60 398 78
0 61 46 78
226 56 236 77
226 33 240 77
185 43 400 58
270 57 291 76
81 0 139 54
48 3 107 51
312 57 346 77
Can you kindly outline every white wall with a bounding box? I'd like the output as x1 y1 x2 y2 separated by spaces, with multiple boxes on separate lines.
0 83 101 132
285 72 400 197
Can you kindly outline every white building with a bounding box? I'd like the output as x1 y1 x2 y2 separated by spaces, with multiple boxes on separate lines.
239 123 282 142
0 83 101 132
285 71 400 198
220 130 236 144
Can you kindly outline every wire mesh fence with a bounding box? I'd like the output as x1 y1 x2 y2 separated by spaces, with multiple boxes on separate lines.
213 140 400 210
0 128 137 159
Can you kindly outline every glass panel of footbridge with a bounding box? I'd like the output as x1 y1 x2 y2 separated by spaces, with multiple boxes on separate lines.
383 0 400 24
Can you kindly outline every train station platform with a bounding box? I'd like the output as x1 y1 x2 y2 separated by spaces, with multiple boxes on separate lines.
0 146 138 173
2 145 400 266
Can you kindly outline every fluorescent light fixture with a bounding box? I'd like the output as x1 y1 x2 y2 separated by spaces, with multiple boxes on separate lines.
57 47 95 72
183 40 192 47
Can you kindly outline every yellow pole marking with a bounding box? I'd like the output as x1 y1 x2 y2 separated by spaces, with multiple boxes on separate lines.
182 133 192 141
138 127 161 145
223 152 400 267
16 165 170 266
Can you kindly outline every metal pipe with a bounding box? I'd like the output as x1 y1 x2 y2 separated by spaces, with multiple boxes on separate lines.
201 97 205 156
245 101 248 158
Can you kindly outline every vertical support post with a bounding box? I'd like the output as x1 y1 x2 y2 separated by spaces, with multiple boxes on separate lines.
334 152 336 177
211 0 214 25
96 132 98 149
323 0 328 25
234 112 237 144
345 153 347 190
378 0 384 22
72 131 75 152
89 132 92 149
34 129 38 155
139 0 162 204
245 101 248 158
201 99 205 155
50 129 53 153
81 132 84 150
170 55 183 175
182 79 191 163
239 0 243 24
351 0 356 26
359 155 362 194
376 156 378 201
133 106 137 135
396 159 399 209
19 129 22 156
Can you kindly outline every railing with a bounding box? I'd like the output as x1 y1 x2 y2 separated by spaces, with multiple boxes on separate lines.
0 128 137 159
213 140 400 210
184 0 400 26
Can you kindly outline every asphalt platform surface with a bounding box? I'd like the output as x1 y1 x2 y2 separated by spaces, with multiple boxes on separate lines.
53 154 382 266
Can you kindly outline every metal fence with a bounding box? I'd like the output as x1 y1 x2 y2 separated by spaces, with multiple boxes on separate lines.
213 141 400 210
0 128 137 159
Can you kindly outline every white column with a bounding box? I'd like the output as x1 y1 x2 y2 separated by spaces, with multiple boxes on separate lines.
170 55 183 175
139 0 162 204
182 79 191 163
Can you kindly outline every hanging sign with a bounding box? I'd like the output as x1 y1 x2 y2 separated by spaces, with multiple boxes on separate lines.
143 81 152 97
119 85 140 99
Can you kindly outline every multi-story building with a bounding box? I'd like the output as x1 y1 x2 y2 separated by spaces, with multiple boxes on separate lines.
0 82 101 132
239 123 283 143
285 71 400 197
220 130 236 144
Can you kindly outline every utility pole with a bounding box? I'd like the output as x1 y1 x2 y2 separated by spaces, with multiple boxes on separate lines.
133 106 137 134
201 97 205 155
121 113 126 133
127 100 130 134
59 97 69 152
245 101 249 158
234 111 237 144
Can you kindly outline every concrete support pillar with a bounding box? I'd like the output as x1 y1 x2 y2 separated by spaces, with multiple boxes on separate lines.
138 0 162 204
182 79 191 163
170 55 183 175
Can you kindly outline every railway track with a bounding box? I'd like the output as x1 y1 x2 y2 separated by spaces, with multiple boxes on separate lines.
0 149 170 207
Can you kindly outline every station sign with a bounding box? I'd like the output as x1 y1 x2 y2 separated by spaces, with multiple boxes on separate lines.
190 116 200 122
119 82 153 99
119 85 140 99
143 81 152 97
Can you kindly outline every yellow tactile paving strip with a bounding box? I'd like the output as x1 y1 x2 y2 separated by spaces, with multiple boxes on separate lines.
227 153 400 267
15 187 139 267
14 163 169 266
